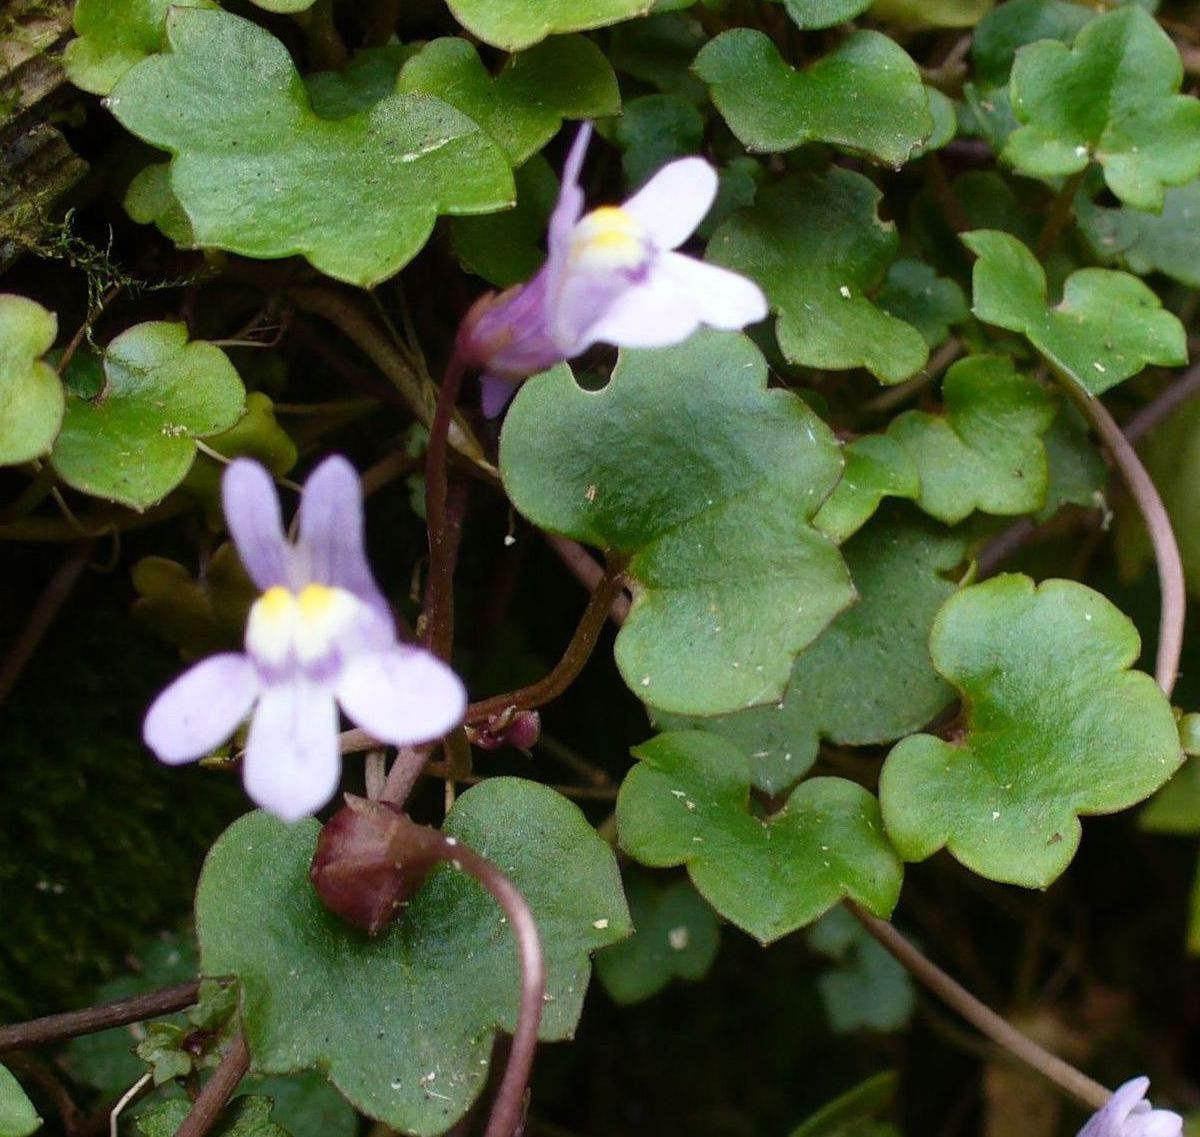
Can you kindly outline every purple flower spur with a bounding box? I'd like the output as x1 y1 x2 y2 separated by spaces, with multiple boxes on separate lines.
1076 1078 1182 1137
457 122 769 417
143 456 466 821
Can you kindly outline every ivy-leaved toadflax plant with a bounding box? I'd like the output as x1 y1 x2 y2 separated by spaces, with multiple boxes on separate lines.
457 122 769 417
142 456 466 821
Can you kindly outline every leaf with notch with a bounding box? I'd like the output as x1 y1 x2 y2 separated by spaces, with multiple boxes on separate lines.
0 295 63 466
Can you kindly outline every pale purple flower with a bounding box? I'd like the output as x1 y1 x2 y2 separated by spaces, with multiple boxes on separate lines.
143 456 466 822
458 122 768 417
1077 1078 1182 1137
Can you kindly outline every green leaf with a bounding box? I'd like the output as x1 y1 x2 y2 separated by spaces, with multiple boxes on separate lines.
876 260 968 348
197 781 629 1137
870 0 992 27
808 907 915 1034
813 436 919 545
0 294 63 465
306 46 414 119
613 94 705 190
138 1097 288 1137
0 1066 41 1137
782 0 872 31
964 229 1187 395
64 0 216 96
708 170 929 384
595 875 720 1004
618 732 903 944
886 354 1055 526
445 0 653 51
608 12 708 101
106 8 515 287
879 574 1183 887
49 322 244 510
500 330 853 716
658 509 965 794
694 30 931 168
1036 399 1106 522
972 0 1095 88
124 162 195 247
788 1071 899 1137
395 36 619 166
1141 757 1200 835
1077 177 1200 289
1003 5 1200 210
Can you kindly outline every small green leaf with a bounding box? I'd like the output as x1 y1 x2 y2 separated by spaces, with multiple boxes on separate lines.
1036 400 1106 522
694 30 931 168
782 0 872 31
138 1097 289 1137
618 732 903 944
876 260 968 348
136 1023 195 1085
609 12 708 101
106 8 515 287
708 170 929 384
500 331 853 716
595 875 720 1004
445 0 653 51
0 295 63 465
50 323 244 510
808 907 915 1034
613 94 705 190
886 354 1055 526
197 782 629 1137
1141 758 1200 835
396 36 619 166
64 0 216 95
813 436 920 545
870 0 992 27
879 574 1183 887
1004 5 1200 210
658 509 964 794
965 229 1186 395
972 0 1095 88
306 46 414 119
0 1065 41 1137
124 162 195 247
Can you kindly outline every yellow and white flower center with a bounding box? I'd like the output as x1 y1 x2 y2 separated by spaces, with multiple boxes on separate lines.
246 583 361 669
569 206 648 271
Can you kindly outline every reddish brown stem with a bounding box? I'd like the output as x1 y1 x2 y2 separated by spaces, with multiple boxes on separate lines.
544 535 630 625
174 1032 250 1137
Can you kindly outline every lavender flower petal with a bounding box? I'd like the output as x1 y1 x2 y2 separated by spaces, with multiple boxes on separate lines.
243 678 341 822
655 252 769 328
1077 1079 1182 1137
335 645 467 745
223 459 290 591
480 374 519 419
143 653 259 764
621 157 718 250
295 455 391 624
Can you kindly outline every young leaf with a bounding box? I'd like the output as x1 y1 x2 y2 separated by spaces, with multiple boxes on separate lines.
0 1065 40 1137
617 731 903 944
658 509 965 794
395 36 619 166
875 260 968 348
812 435 920 545
708 170 929 384
886 354 1055 525
123 162 195 247
197 781 629 1137
0 295 63 466
500 331 853 717
694 30 931 168
1004 5 1200 211
50 323 244 510
879 575 1182 888
964 229 1186 395
138 1097 288 1137
445 0 653 52
106 8 514 287
971 0 1095 88
595 875 720 1005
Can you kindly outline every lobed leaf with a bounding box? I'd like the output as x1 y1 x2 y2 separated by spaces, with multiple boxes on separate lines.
500 331 853 716
813 436 919 545
879 575 1182 887
0 295 63 466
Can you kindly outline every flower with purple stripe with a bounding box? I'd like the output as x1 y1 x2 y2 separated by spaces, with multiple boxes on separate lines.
1077 1078 1181 1137
143 456 466 822
458 122 768 417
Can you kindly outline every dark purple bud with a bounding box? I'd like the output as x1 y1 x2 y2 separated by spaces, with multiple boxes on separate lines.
467 708 541 753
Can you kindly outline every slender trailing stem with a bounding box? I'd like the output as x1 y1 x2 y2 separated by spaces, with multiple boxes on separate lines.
0 982 202 1052
1058 382 1185 698
468 564 629 723
1035 168 1089 259
847 903 1110 1110
424 462 468 661
544 535 631 625
174 1032 250 1137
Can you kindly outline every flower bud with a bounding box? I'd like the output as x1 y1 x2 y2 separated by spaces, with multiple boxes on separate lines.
467 708 541 753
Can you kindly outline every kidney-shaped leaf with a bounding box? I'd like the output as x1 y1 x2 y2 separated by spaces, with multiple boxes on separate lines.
617 731 903 944
106 8 514 287
446 0 652 51
694 29 931 168
879 574 1182 888
396 37 618 166
197 780 629 1137
1004 5 1200 211
709 171 928 384
500 330 853 716
50 322 244 510
965 229 1186 396
0 295 63 466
